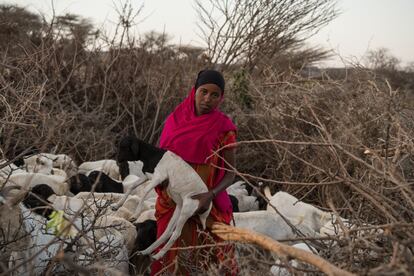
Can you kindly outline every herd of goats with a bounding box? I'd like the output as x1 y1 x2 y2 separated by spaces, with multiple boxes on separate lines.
0 137 371 275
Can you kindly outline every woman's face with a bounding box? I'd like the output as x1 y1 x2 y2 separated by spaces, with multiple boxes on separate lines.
194 83 222 116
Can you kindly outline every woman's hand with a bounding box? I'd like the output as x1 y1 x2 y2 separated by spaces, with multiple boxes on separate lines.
191 191 214 215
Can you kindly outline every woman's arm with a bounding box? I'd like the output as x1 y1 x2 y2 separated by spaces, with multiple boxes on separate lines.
211 148 236 196
192 148 236 214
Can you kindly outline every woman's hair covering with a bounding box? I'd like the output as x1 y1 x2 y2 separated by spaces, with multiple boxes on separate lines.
195 69 225 92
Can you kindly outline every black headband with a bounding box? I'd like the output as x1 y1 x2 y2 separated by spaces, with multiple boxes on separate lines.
195 70 225 92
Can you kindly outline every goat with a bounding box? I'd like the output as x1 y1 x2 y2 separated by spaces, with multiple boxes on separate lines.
0 192 30 269
12 204 62 275
227 180 266 211
40 153 77 177
22 184 55 217
227 181 259 212
22 153 77 176
117 136 165 179
0 160 25 179
233 211 319 241
134 219 157 251
21 186 138 255
115 138 212 260
132 151 212 260
2 173 68 195
95 215 138 253
68 161 147 196
14 203 130 275
270 243 316 276
78 159 120 180
23 155 54 175
68 173 92 194
87 171 124 193
265 188 331 233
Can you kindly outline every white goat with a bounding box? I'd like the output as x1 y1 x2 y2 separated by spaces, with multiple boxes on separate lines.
51 195 121 220
265 189 331 233
40 153 77 177
9 204 62 275
24 153 77 176
270 243 316 276
95 215 137 253
233 211 319 241
78 160 120 180
2 173 68 195
227 181 259 212
123 174 157 200
125 151 212 260
12 204 129 275
0 160 25 179
23 155 54 175
136 208 156 223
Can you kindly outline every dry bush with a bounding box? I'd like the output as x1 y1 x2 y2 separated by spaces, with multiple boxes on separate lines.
0 28 206 165
195 0 337 71
220 68 414 274
2 3 414 275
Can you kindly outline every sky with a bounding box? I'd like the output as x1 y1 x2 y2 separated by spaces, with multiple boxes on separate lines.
4 0 414 67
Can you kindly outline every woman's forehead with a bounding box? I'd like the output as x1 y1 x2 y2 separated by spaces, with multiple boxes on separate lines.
197 83 222 93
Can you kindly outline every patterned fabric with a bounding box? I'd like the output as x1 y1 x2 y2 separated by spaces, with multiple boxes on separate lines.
151 131 238 276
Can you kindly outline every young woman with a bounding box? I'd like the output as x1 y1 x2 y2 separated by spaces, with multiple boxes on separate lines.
152 69 238 275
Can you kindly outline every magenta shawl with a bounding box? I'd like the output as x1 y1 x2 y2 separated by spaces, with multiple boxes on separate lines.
159 86 236 164
159 87 236 214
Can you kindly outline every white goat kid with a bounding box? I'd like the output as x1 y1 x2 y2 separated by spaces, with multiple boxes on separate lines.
78 159 120 180
23 153 77 176
129 151 212 260
23 155 54 175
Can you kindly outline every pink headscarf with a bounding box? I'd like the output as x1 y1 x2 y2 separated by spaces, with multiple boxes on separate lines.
159 86 236 164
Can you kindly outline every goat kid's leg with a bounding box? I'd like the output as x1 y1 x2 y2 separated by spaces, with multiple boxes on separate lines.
129 177 163 221
111 176 147 211
139 205 181 256
151 200 199 260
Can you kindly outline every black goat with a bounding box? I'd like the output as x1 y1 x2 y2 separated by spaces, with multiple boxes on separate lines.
68 171 124 194
117 136 166 180
22 184 55 218
134 220 157 251
68 173 92 195
88 171 124 193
